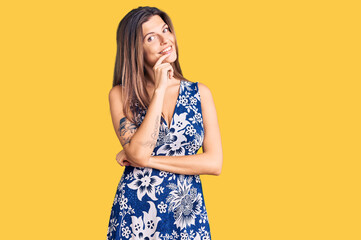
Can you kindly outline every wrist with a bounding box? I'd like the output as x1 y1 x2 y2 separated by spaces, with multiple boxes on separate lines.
153 87 166 97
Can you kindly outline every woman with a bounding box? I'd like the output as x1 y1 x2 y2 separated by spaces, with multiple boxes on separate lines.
107 6 223 240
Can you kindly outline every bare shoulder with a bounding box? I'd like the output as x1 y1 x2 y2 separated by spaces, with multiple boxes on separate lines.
108 84 136 120
108 85 126 113
197 82 213 101
109 85 123 101
108 84 126 119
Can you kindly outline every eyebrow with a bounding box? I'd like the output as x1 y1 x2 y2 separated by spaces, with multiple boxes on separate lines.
143 23 168 40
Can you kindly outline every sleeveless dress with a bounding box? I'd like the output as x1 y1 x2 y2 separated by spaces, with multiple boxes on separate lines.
107 80 211 240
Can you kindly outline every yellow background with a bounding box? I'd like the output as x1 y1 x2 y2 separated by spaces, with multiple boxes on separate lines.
1 0 360 239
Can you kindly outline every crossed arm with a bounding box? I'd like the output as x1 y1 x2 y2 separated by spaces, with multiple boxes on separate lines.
110 82 223 176
147 152 222 176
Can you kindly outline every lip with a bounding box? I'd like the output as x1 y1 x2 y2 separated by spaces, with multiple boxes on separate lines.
159 45 173 55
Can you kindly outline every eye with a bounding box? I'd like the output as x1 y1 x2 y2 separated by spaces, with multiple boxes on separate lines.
147 27 170 42
147 36 155 42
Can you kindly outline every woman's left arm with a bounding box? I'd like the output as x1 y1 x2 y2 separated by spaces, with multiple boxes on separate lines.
146 82 223 176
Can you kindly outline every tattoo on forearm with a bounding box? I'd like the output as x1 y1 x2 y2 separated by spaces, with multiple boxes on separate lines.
151 115 160 140
142 115 160 149
119 117 137 146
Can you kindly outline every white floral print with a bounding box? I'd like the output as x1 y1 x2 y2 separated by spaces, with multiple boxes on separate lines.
130 201 161 240
166 175 203 230
122 226 131 238
172 112 190 131
155 185 164 195
185 125 196 136
107 81 211 240
108 217 119 238
157 201 168 213
119 195 128 210
128 168 163 201
185 133 204 155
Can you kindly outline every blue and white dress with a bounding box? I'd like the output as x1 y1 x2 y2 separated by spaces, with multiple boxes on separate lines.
107 79 211 240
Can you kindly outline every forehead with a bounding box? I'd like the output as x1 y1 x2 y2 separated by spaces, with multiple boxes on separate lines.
142 15 166 34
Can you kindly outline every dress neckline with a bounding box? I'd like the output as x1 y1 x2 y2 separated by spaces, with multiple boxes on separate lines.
161 79 183 130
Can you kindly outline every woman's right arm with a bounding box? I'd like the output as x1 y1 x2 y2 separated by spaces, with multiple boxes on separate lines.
109 52 173 166
109 86 166 166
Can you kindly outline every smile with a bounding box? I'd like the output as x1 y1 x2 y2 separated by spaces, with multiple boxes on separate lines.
159 46 173 55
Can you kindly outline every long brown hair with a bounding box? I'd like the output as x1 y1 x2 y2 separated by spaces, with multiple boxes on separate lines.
113 6 190 126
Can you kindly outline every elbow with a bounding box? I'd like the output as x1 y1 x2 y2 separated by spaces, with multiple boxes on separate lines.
213 166 222 176
132 149 150 168
212 156 223 176
123 145 147 167
125 140 153 168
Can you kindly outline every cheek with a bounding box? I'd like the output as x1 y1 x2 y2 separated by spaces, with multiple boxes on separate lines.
143 51 157 65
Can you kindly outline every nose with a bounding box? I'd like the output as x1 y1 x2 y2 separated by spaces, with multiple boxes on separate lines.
159 35 169 45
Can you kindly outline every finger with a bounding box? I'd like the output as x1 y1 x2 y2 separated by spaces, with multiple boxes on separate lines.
156 63 173 73
155 62 172 69
123 159 131 167
128 161 137 167
117 158 123 166
168 68 174 79
116 155 124 166
165 65 174 79
154 51 172 67
119 158 126 166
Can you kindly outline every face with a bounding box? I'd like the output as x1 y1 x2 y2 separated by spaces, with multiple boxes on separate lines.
142 15 177 67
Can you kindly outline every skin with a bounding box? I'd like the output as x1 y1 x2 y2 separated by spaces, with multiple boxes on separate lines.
142 15 178 88
114 15 223 175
